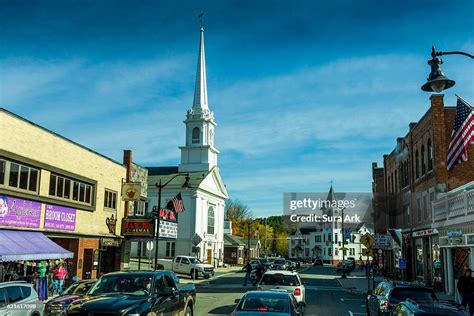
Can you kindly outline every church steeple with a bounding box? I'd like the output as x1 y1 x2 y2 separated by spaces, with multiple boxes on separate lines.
179 26 219 173
192 27 208 111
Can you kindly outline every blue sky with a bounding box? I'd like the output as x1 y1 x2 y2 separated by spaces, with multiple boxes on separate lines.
1 0 473 217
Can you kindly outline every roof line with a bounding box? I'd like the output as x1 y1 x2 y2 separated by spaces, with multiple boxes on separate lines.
0 107 125 167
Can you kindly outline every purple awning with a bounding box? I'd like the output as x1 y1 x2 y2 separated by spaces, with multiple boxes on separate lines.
0 229 74 262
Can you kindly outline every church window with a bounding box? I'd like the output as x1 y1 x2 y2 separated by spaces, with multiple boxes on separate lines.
192 127 200 144
207 206 215 235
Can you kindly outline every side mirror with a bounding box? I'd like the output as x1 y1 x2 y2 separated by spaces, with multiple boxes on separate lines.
297 301 306 307
234 298 240 304
157 287 178 296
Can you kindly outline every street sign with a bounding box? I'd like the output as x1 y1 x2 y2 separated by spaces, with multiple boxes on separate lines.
146 241 153 251
360 233 375 248
362 248 374 257
192 233 202 246
399 258 406 269
344 228 351 242
374 234 392 249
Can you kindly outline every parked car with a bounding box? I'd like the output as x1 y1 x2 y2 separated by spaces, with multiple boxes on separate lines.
391 298 468 315
272 258 288 270
336 260 354 273
232 290 305 315
45 279 96 315
367 281 437 316
250 259 261 269
313 258 324 266
257 270 306 305
286 260 296 271
347 257 356 270
66 271 195 316
0 281 44 316
259 258 272 269
157 255 214 279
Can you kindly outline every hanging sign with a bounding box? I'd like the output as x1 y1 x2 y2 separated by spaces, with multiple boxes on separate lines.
121 218 155 237
121 183 142 201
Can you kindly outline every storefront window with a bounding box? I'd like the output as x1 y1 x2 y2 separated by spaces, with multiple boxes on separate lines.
432 241 442 289
415 238 423 280
0 159 5 185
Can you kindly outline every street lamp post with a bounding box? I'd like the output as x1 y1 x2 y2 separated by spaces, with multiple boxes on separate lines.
154 173 190 269
421 46 473 92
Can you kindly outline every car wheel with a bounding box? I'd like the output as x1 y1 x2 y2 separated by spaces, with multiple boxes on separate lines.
190 269 199 279
184 305 193 316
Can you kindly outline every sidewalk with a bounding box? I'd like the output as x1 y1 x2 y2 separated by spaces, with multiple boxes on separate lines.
336 271 456 302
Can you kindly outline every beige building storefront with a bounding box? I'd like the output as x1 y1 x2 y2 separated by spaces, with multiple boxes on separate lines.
0 108 127 279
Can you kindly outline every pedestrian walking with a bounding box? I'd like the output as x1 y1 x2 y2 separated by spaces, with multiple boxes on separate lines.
243 261 252 286
256 264 263 284
52 262 67 296
458 268 474 315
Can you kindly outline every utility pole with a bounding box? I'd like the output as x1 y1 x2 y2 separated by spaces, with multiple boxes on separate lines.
247 221 251 263
264 218 267 257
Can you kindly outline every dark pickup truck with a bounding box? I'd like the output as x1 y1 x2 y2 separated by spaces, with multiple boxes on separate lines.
66 270 196 316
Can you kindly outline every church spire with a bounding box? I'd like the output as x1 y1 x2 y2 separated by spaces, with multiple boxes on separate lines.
192 27 208 110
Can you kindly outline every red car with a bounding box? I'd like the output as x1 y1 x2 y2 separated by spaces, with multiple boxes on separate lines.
313 258 323 266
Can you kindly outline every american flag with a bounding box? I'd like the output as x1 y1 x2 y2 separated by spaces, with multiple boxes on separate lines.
447 96 474 171
166 193 185 213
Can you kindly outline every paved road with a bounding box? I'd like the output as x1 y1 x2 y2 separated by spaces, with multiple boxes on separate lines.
194 265 368 316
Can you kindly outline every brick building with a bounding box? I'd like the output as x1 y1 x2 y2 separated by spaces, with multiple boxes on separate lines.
375 94 474 291
0 108 127 280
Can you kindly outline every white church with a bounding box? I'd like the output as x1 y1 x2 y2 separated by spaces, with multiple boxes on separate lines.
145 26 228 266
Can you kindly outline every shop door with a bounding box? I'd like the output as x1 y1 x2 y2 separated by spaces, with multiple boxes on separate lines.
207 249 212 264
83 249 94 279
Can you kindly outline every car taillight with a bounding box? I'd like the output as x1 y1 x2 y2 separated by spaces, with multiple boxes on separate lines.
384 301 393 308
294 288 301 296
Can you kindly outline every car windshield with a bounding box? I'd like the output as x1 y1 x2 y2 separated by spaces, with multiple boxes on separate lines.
260 274 299 286
189 258 202 264
274 259 286 264
69 282 94 295
88 275 153 296
63 282 80 295
390 288 437 302
238 295 289 312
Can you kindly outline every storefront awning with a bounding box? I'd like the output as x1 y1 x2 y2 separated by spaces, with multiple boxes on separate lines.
0 230 74 262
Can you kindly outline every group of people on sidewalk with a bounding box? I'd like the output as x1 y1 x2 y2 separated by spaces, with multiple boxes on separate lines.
458 268 474 315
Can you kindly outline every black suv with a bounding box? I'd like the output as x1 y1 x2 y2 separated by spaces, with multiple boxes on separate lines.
366 281 437 316
391 298 468 315
66 270 196 316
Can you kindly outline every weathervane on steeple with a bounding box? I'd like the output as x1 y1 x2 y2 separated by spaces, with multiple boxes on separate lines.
198 11 204 29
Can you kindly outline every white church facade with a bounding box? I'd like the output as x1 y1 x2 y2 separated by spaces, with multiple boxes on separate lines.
145 27 228 266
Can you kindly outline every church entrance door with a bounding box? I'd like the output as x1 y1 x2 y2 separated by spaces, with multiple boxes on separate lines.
207 249 212 264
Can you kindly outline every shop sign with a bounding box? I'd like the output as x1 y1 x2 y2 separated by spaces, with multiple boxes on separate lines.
44 204 76 231
159 220 178 240
448 229 463 238
121 183 142 201
121 218 155 237
101 237 122 247
412 228 438 238
440 237 449 246
0 195 41 228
